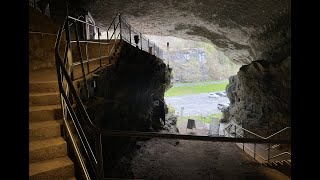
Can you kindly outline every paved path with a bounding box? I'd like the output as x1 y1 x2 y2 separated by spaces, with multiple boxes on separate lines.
165 92 229 116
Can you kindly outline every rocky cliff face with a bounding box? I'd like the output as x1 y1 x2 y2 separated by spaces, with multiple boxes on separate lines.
223 57 291 137
91 42 172 131
74 0 291 65
81 41 173 178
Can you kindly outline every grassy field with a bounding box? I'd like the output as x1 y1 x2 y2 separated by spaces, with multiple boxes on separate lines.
165 81 229 97
177 113 223 124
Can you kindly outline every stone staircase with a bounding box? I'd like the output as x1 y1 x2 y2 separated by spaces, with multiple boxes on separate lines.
28 38 123 179
262 160 291 177
29 75 76 180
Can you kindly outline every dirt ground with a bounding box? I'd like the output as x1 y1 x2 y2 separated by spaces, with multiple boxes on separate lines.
130 139 290 180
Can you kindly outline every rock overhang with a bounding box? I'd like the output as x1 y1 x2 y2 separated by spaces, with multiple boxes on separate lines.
78 0 291 64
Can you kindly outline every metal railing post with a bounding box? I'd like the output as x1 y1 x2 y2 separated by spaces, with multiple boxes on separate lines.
65 9 74 81
119 14 122 40
234 125 237 138
140 33 142 50
254 143 256 160
86 42 89 74
95 134 104 180
74 21 90 100
129 26 132 44
242 132 244 151
98 27 102 67
66 4 74 81
267 144 271 162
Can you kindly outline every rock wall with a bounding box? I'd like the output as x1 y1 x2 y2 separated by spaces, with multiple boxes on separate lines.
29 6 60 71
81 41 173 178
223 57 291 137
90 42 172 131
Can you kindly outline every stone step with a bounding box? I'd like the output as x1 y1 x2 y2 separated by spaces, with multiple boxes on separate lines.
29 105 62 122
282 160 291 166
29 137 67 163
29 92 60 106
29 81 59 93
29 156 74 180
271 161 280 167
29 68 58 82
29 120 61 141
263 160 291 177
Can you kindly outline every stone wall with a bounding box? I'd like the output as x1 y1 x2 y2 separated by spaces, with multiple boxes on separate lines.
29 6 61 71
223 57 291 138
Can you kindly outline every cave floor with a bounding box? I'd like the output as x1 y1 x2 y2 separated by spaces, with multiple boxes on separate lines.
130 139 290 180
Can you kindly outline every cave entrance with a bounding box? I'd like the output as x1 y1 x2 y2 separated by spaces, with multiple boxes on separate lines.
146 35 241 136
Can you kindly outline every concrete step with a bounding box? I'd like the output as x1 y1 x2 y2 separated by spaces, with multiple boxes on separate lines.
29 92 60 106
282 160 291 166
29 156 74 180
29 105 62 122
29 137 67 163
29 120 61 141
29 68 58 82
29 81 59 93
263 160 291 177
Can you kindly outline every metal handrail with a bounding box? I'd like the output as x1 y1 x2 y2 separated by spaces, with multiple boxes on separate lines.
225 123 290 151
70 40 110 45
225 122 290 140
119 15 163 58
235 142 291 162
106 13 120 32
68 16 100 28
29 31 57 36
55 17 93 180
269 152 291 160
72 55 109 66
65 15 112 81
224 122 291 163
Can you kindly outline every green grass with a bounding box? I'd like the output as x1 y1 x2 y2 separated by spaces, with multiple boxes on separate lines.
177 113 223 124
165 81 228 97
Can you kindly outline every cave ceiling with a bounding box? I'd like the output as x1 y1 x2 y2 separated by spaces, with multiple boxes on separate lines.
78 0 291 64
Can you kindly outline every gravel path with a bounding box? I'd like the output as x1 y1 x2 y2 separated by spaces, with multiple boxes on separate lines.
131 139 290 180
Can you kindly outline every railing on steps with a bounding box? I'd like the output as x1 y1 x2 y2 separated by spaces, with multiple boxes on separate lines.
54 9 167 180
223 123 291 163
119 15 164 58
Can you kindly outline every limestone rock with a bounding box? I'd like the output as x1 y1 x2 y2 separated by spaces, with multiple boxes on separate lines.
225 57 291 137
